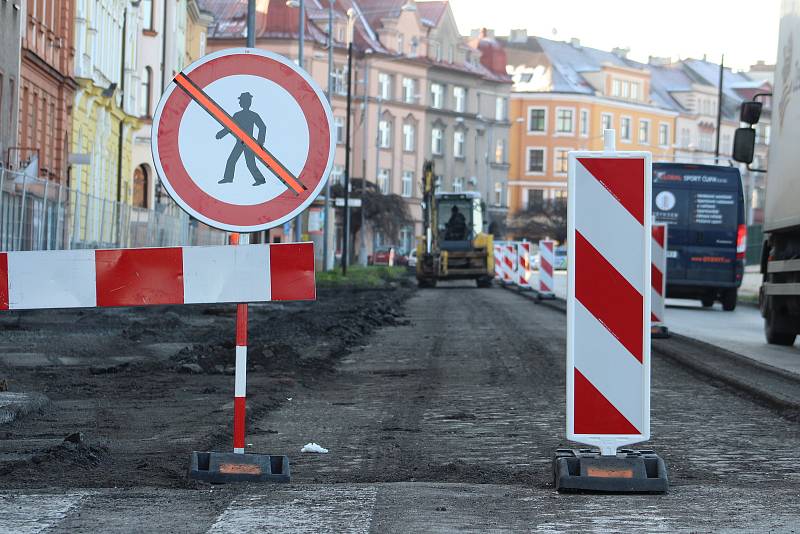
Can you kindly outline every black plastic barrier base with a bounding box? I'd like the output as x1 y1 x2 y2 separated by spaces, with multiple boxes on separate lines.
189 451 291 483
536 291 556 301
651 325 671 339
553 448 668 493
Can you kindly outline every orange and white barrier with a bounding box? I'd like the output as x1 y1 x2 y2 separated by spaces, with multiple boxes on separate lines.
651 224 669 338
517 242 532 289
538 239 556 298
567 138 651 456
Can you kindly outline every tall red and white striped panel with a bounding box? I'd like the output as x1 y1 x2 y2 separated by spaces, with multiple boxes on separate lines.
517 242 532 289
501 243 516 283
651 224 668 326
493 243 503 279
538 239 556 296
0 243 316 310
567 152 652 454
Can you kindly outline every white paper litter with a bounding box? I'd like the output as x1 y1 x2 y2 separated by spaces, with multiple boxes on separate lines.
301 442 329 454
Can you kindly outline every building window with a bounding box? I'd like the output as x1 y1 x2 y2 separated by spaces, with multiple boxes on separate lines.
579 109 589 137
528 189 544 211
554 148 569 174
612 79 621 96
495 96 507 121
403 123 415 152
431 41 441 62
620 117 632 142
453 130 465 158
631 81 640 101
331 165 344 185
402 171 413 197
495 182 503 205
400 226 413 254
556 108 574 134
378 72 392 100
332 66 346 95
453 177 463 193
622 80 630 98
142 0 154 31
601 112 613 133
431 127 443 155
334 116 344 144
659 123 670 147
495 138 505 164
378 118 392 148
430 83 443 109
681 127 691 148
639 119 650 144
378 168 391 194
133 164 149 208
453 86 466 112
402 77 415 103
528 107 546 133
527 147 545 173
397 34 404 54
140 66 152 117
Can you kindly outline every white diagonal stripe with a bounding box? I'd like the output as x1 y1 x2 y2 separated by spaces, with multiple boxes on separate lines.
574 300 645 433
576 160 645 293
652 285 664 323
0 492 86 533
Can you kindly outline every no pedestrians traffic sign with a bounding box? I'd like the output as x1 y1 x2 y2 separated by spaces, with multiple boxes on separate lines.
152 48 335 232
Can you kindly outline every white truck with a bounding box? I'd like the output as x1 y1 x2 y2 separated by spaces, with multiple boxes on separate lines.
735 0 800 345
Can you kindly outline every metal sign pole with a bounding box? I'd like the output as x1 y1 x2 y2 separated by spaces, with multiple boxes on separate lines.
230 232 248 454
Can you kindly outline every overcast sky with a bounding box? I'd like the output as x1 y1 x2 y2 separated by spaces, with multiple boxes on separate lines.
444 0 781 71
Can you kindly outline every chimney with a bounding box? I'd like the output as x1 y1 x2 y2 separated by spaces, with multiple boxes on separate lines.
569 37 581 49
509 29 527 43
612 46 630 58
648 55 671 67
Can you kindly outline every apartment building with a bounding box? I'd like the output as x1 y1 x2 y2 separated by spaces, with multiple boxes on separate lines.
17 0 77 181
205 0 511 256
0 0 23 166
500 32 678 214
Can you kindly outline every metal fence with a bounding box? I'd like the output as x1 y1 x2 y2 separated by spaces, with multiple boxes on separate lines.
0 166 229 252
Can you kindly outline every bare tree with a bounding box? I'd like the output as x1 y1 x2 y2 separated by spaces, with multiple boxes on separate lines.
331 179 413 243
507 200 567 243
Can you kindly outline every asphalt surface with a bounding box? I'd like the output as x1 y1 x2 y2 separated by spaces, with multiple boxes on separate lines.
2 282 800 532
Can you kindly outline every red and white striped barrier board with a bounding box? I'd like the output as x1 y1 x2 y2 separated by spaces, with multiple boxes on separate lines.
503 243 517 284
517 242 532 289
0 243 315 310
538 239 556 297
651 224 668 327
494 244 503 279
567 149 652 455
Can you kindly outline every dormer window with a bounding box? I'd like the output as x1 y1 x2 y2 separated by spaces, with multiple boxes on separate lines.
397 33 404 54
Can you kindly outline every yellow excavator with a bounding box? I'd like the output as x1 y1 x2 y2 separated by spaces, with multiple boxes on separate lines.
416 161 494 288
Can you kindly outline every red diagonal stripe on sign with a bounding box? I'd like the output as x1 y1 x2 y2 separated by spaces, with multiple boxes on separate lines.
575 231 643 363
574 368 640 434
652 225 665 248
541 257 553 276
651 264 663 296
578 158 644 225
651 312 661 322
0 253 8 310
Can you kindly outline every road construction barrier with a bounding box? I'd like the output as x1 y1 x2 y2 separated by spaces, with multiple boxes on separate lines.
494 243 503 279
557 130 666 493
538 239 556 299
0 243 315 310
517 242 532 289
651 224 670 338
502 242 517 284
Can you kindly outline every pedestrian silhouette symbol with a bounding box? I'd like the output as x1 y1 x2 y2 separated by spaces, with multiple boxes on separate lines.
215 92 268 186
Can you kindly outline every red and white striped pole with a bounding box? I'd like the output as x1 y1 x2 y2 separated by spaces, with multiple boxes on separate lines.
230 232 248 455
517 241 532 289
538 239 556 299
651 223 670 338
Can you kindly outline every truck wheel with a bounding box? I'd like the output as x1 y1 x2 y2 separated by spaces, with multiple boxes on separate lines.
765 318 797 346
701 296 714 308
476 277 492 288
721 289 737 311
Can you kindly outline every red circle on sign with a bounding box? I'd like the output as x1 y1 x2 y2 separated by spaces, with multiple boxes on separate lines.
152 49 333 232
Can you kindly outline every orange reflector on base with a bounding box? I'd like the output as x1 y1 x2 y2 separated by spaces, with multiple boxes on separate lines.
586 466 634 478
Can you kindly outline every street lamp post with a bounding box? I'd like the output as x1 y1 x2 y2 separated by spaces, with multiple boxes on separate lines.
342 9 356 275
323 0 334 270
287 0 306 242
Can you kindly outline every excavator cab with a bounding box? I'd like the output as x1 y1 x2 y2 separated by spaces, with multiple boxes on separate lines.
437 193 483 251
